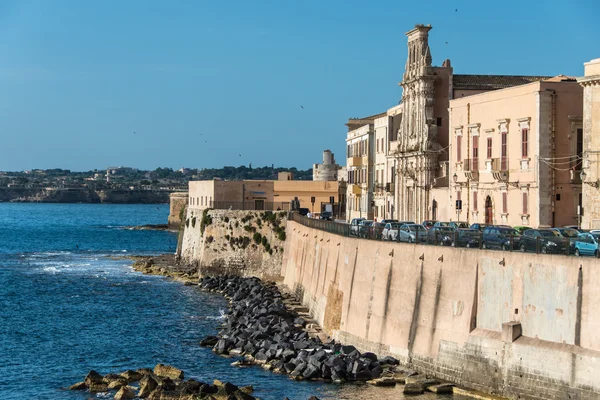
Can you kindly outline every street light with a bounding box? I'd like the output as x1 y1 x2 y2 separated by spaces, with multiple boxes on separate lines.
453 172 458 183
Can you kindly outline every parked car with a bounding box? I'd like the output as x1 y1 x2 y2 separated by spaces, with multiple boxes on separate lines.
422 220 437 230
398 223 428 243
449 221 469 230
519 229 566 254
379 219 399 225
470 223 489 231
358 220 376 238
564 225 583 232
551 227 580 254
349 218 365 236
427 226 455 246
432 221 451 228
297 208 310 216
481 226 521 250
319 211 333 221
574 232 600 257
381 222 403 241
513 226 532 235
451 229 481 248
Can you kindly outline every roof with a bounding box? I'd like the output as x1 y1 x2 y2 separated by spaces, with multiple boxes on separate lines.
348 111 387 121
453 74 552 90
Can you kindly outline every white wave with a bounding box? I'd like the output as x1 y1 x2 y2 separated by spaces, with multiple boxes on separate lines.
42 266 59 274
206 309 227 320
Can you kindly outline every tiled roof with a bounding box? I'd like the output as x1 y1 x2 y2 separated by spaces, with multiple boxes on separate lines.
453 74 552 90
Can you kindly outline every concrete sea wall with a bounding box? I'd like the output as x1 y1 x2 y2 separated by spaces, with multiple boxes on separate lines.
281 220 600 399
180 209 287 281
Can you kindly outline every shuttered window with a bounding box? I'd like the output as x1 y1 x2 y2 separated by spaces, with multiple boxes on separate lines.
487 137 492 159
521 128 528 158
456 136 462 162
502 193 508 213
472 136 479 170
473 191 478 211
522 192 528 214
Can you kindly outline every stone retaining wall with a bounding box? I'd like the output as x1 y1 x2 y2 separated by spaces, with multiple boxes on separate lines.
281 220 600 399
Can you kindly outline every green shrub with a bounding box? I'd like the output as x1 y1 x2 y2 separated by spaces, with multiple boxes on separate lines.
244 225 255 232
253 232 262 244
261 236 267 246
277 231 286 241
224 234 230 240
206 236 214 243
224 216 229 223
235 221 239 228
191 217 197 228
241 236 251 249
200 208 213 236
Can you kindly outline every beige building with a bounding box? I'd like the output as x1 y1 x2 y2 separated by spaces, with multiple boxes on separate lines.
188 178 340 215
313 150 340 181
579 58 600 229
449 79 583 227
345 119 377 220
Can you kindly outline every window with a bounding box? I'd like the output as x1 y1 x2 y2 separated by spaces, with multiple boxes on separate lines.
502 193 507 213
556 194 561 201
487 138 492 159
376 139 380 153
522 192 528 214
456 136 462 162
577 128 583 167
473 191 478 211
436 117 442 126
521 128 528 158
347 145 351 157
501 132 508 170
472 136 479 170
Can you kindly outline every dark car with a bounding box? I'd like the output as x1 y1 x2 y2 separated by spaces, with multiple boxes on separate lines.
427 226 455 246
358 220 376 238
551 227 579 254
297 208 310 216
519 229 566 254
451 229 481 248
481 226 521 250
470 223 489 231
319 211 333 221
449 221 469 230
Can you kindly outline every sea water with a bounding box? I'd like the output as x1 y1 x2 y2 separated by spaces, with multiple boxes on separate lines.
0 203 468 400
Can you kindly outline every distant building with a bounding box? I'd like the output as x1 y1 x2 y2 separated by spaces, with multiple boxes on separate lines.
313 150 339 181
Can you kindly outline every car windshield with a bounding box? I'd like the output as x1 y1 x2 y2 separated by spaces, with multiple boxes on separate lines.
461 229 479 237
593 234 600 241
408 224 425 231
361 221 373 227
438 227 454 233
540 230 560 237
436 222 449 227
558 229 579 238
389 223 402 229
499 228 519 236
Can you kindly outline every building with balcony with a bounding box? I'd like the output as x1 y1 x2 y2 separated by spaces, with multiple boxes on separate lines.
579 58 600 229
449 77 583 228
345 118 378 221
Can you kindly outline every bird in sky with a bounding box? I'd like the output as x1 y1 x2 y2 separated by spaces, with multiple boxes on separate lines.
239 154 242 157
133 132 136 134
455 8 458 11
300 105 304 109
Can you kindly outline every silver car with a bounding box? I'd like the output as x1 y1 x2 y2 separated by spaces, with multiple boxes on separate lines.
398 223 428 243
381 222 403 241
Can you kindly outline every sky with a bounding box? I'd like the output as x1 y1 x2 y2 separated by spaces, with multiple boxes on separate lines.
0 0 598 172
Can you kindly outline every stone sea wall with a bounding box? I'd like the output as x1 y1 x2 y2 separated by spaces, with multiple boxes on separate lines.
180 209 287 281
281 220 600 400
0 187 170 203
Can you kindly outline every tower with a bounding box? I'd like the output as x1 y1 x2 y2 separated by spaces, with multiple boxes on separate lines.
395 24 442 222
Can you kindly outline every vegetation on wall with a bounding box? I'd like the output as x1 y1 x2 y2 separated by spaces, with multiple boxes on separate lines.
200 208 213 236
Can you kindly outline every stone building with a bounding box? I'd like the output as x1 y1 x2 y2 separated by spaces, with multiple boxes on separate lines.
449 78 583 227
312 150 340 181
579 58 600 229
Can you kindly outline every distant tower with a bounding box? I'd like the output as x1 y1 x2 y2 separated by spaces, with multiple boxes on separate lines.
313 150 339 181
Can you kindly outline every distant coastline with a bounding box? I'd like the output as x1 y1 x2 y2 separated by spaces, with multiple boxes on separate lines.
0 187 171 204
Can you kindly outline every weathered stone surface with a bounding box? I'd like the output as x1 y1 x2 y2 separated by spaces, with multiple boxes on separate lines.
68 382 86 390
114 386 136 400
84 370 104 385
107 379 127 390
88 382 109 393
138 375 158 398
367 377 397 386
153 364 184 380
403 382 425 394
426 383 454 394
120 369 143 382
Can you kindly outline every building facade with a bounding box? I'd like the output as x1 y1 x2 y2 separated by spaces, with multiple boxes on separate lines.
449 79 583 228
579 58 600 229
345 120 376 221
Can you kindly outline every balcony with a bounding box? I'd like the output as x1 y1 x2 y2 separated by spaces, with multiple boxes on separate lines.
570 159 582 184
349 184 362 195
347 156 363 167
463 159 479 181
491 157 509 182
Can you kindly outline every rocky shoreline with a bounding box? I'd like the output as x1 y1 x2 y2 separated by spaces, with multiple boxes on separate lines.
127 255 463 397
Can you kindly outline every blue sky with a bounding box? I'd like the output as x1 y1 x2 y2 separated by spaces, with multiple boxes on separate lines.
0 0 598 172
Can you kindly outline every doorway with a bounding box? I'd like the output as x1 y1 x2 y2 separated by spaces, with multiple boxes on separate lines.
485 196 493 224
254 200 265 210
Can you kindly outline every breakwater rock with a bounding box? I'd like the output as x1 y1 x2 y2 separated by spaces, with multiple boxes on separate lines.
199 275 400 384
69 364 257 399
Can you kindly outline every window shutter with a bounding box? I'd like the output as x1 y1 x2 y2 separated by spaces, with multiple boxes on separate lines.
473 191 478 211
487 138 492 159
502 193 507 213
522 128 528 158
523 192 528 214
457 137 462 162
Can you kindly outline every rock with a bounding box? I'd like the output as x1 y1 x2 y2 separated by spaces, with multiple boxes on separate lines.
156 377 176 391
379 355 400 365
233 390 256 400
108 379 127 390
340 345 357 355
426 383 454 394
200 335 219 347
68 382 86 390
84 370 104 385
179 378 203 394
216 382 239 396
153 364 184 380
367 377 396 387
239 385 254 394
137 368 154 376
103 373 122 384
138 375 158 398
120 369 143 382
114 386 136 400
403 382 425 395
88 382 109 393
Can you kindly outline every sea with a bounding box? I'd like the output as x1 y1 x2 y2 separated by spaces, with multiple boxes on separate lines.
0 203 469 400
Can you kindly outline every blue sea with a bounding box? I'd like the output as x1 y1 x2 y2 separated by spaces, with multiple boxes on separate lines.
0 204 465 400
